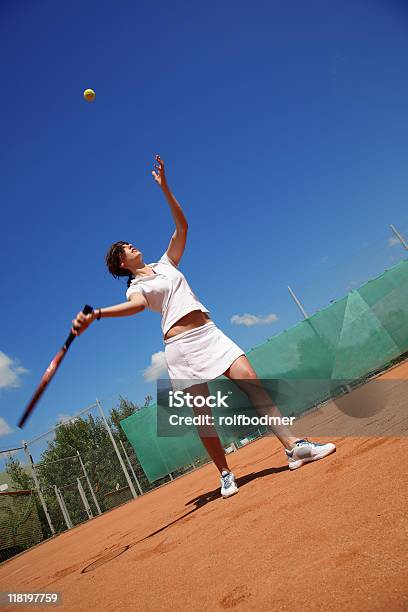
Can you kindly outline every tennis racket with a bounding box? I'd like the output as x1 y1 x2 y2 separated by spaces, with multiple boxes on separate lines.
18 304 93 428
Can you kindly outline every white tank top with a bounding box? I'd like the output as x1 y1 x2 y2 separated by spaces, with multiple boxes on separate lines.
126 252 210 335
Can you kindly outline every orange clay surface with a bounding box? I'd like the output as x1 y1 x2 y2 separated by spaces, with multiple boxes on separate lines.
1 362 407 611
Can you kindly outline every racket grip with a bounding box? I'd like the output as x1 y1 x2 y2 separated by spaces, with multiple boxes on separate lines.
65 304 94 349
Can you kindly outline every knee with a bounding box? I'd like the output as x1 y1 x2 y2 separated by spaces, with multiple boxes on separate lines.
236 369 259 395
241 368 258 380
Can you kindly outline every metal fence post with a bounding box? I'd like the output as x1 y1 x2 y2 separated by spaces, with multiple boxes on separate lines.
77 479 93 519
58 488 73 529
96 399 137 499
23 441 55 536
119 439 143 496
77 450 102 515
390 224 408 250
287 285 309 319
54 485 72 530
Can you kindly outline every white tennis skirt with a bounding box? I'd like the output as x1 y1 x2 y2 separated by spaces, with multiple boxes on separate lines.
164 321 245 390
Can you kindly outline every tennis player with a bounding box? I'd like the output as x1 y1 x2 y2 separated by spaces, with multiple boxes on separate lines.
72 155 336 498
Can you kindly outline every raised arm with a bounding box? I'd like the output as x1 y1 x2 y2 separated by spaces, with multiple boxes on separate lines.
152 154 188 266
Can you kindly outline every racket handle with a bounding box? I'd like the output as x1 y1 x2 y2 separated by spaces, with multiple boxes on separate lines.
65 304 94 349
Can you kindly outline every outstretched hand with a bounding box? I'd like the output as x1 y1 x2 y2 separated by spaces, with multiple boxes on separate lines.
152 154 167 188
71 310 95 336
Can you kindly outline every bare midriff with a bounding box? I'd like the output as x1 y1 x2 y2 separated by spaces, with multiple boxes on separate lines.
164 310 211 341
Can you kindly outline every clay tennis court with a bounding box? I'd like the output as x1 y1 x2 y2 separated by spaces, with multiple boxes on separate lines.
1 362 407 611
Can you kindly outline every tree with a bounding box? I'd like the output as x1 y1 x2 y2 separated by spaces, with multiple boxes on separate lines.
5 394 162 538
30 395 153 533
5 456 33 491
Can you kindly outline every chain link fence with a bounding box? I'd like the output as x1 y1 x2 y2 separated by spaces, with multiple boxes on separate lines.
0 398 205 563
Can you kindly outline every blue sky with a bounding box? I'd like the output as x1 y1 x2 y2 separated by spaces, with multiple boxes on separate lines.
1 0 408 457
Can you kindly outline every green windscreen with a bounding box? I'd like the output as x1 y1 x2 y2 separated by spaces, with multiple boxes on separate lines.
121 259 408 482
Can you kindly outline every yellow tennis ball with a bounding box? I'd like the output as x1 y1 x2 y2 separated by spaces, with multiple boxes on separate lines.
83 88 96 102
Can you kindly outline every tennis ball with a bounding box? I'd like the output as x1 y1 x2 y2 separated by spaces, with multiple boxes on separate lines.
83 88 96 102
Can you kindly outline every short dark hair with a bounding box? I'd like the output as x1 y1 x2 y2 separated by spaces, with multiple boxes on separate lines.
105 241 131 279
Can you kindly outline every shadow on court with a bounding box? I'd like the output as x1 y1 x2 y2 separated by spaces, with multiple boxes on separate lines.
134 464 290 546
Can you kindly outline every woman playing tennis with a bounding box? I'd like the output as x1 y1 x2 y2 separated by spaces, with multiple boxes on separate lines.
72 155 336 498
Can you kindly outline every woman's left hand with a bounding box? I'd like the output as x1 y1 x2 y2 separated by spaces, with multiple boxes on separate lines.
152 154 167 188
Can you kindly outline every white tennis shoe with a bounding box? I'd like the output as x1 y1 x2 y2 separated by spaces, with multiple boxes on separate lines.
286 439 336 470
220 470 239 498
